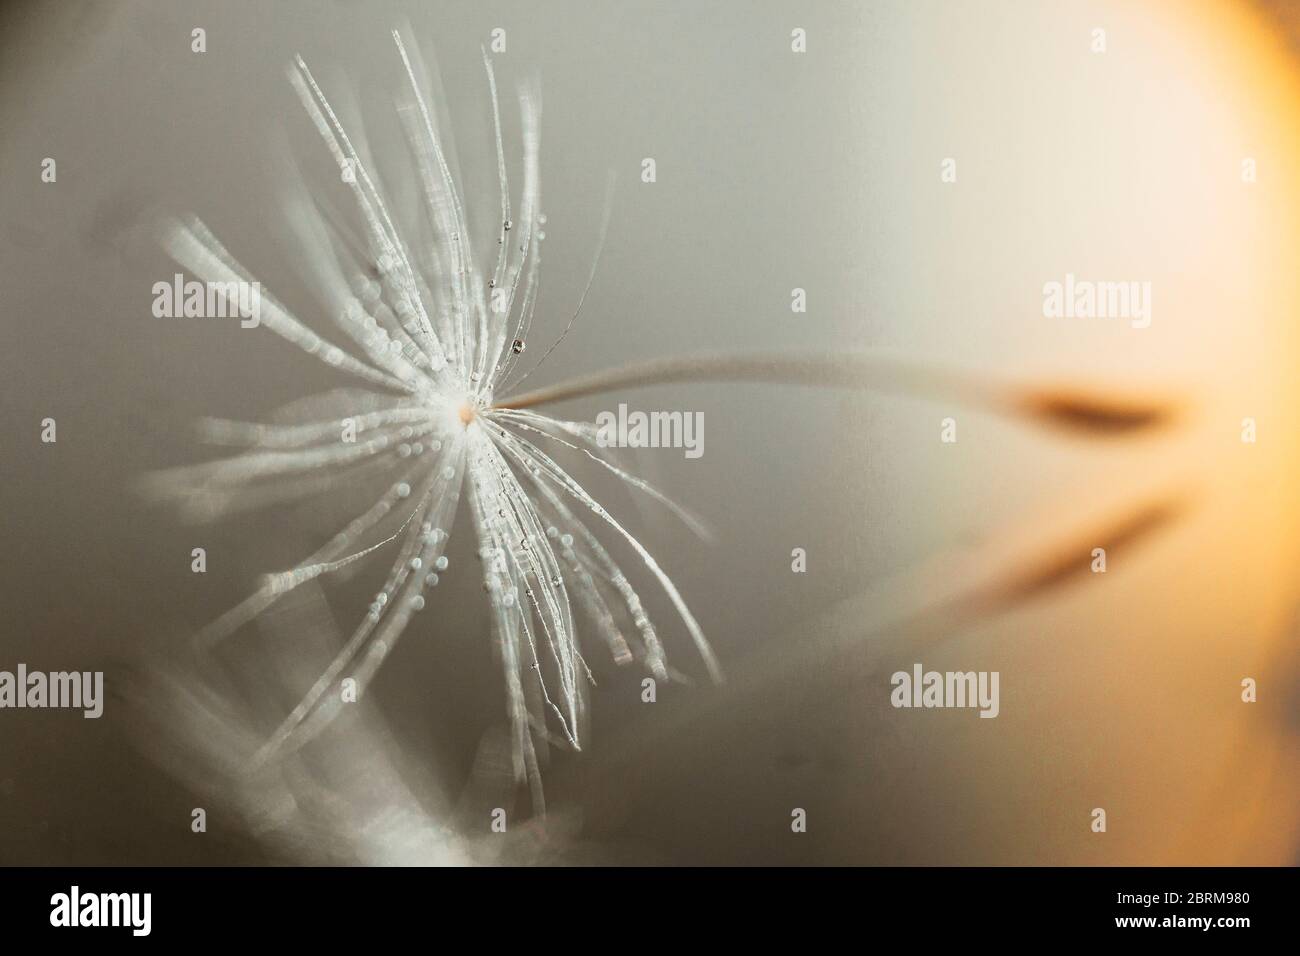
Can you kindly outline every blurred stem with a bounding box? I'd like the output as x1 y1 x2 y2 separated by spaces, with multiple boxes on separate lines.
492 352 1180 435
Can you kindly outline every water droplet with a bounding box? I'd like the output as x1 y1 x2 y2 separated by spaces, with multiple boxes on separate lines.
425 573 440 588
502 592 516 608
511 339 525 354
537 231 546 241
375 592 388 606
434 556 449 571
409 595 425 611
545 526 558 539
396 482 411 498
398 443 412 458
537 213 548 225
441 466 455 480
504 219 513 231
559 533 574 547
409 557 423 571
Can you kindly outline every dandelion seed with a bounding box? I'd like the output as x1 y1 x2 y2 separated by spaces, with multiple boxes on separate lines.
145 28 1182 813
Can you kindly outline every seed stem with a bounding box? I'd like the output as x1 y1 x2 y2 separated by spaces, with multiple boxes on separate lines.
492 352 1180 435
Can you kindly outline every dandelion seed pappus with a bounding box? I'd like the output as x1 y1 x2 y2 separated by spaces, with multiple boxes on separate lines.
146 28 721 811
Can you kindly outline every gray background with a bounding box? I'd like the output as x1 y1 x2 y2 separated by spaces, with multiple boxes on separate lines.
2 0 1298 864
